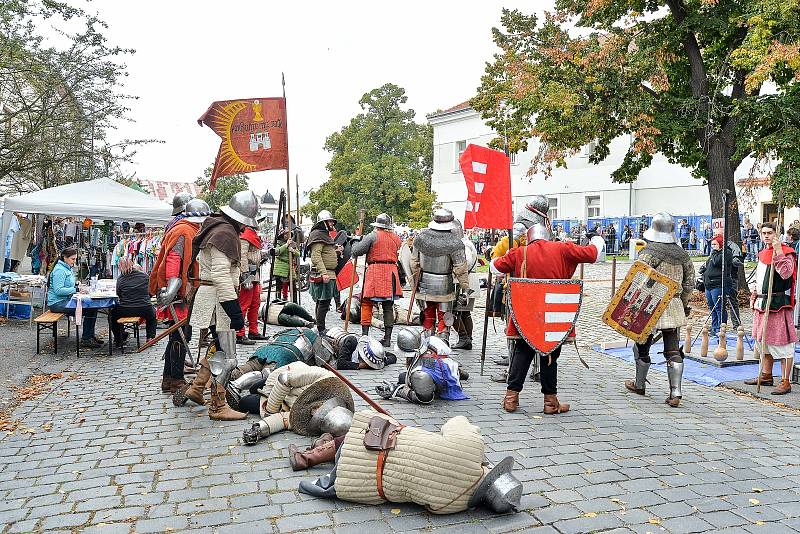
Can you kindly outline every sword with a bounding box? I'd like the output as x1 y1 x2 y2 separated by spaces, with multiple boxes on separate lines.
137 317 188 353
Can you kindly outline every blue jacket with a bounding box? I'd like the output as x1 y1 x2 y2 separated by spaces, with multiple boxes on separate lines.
47 260 76 306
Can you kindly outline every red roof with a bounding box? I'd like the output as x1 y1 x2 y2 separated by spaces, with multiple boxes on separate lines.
428 100 473 118
138 180 202 202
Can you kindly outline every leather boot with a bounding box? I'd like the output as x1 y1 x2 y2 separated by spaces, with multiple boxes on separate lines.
503 389 519 412
173 359 211 406
289 439 337 471
361 325 370 336
745 354 774 385
452 336 472 350
491 369 508 383
311 433 335 449
381 327 393 348
161 375 187 394
208 382 247 421
543 394 570 414
771 379 792 395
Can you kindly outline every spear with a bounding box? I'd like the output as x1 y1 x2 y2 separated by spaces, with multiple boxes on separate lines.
344 209 366 331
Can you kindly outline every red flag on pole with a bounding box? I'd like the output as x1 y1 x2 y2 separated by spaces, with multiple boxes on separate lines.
459 144 513 230
198 97 289 190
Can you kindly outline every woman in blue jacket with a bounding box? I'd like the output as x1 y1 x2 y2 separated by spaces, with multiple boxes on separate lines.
47 248 103 348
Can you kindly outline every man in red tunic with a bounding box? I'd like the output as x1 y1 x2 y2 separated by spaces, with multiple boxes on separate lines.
491 201 604 415
351 213 402 347
236 226 267 344
149 198 210 393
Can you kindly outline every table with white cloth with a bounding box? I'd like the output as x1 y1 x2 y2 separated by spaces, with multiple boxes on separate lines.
64 293 118 357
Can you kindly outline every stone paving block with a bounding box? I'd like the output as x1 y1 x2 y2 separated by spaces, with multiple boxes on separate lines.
661 515 715 533
135 516 189 533
386 513 430 531
532 503 584 524
704 510 751 529
275 511 332 532
74 495 123 512
646 500 697 519
40 512 90 530
188 510 232 528
6 519 39 533
734 505 788 523
553 512 624 534
545 489 582 504
80 524 132 534
26 502 74 520
0 508 29 524
230 505 282 523
333 519 394 534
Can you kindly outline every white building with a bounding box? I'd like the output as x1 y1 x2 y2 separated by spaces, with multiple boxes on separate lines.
428 102 791 227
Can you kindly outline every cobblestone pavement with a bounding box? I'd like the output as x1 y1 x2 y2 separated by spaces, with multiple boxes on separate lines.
2 261 800 533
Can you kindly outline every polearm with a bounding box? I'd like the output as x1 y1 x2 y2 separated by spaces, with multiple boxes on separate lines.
406 271 420 324
344 209 366 331
480 269 493 376
282 72 295 305
261 190 286 337
295 173 301 303
319 360 390 416
756 205 783 393
138 317 188 353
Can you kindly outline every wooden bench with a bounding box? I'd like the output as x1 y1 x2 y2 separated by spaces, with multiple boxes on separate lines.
117 316 142 353
34 311 68 354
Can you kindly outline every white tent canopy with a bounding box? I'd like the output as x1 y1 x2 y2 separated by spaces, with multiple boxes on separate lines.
1 178 173 269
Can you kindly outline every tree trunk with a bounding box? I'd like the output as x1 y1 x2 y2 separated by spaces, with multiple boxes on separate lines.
706 138 747 290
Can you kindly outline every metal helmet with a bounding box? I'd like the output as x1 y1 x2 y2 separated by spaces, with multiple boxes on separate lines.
428 208 456 231
308 397 353 437
370 213 393 229
408 370 436 403
468 456 523 513
312 335 335 365
221 190 260 228
512 223 527 241
183 198 210 224
395 327 425 359
452 219 464 239
515 195 549 227
644 213 677 243
357 336 386 369
317 210 336 224
172 191 192 216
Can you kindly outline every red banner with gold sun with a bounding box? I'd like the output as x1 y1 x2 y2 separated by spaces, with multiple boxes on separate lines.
198 97 288 189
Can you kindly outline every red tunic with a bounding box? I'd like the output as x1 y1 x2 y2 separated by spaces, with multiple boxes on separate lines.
493 240 598 337
363 230 402 299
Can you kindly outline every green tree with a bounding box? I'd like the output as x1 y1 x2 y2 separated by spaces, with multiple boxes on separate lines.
407 179 439 229
303 83 434 229
0 0 156 194
195 166 249 211
473 1 800 242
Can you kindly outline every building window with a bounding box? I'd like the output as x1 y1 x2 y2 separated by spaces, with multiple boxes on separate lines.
547 197 558 219
510 152 518 165
582 140 597 157
454 140 467 172
586 195 601 218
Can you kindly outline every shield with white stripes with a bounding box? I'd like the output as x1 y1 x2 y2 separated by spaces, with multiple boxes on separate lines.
508 278 583 355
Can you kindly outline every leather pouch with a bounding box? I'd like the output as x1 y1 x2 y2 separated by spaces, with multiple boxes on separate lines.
364 416 401 451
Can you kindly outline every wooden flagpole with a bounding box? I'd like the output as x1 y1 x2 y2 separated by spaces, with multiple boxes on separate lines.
344 209 366 331
282 73 295 304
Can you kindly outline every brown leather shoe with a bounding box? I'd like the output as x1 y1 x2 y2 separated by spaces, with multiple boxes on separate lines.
208 382 247 421
744 374 773 386
161 375 187 394
771 379 791 395
624 380 645 395
543 394 569 414
289 439 337 471
311 433 335 449
503 390 519 412
173 359 211 407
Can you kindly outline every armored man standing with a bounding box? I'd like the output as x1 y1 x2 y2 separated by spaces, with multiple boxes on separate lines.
491 196 604 415
623 213 695 407
350 213 402 346
410 209 472 345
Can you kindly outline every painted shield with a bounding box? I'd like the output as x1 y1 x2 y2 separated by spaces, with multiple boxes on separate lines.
602 261 680 344
508 278 583 355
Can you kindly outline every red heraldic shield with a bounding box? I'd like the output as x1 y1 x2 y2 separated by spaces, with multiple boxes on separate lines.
198 97 289 189
458 144 513 230
336 260 359 292
508 278 583 355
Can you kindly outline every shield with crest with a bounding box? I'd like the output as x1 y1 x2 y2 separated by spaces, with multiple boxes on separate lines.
602 261 680 344
508 278 583 355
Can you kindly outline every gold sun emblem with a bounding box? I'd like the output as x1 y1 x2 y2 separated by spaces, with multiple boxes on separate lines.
208 101 257 175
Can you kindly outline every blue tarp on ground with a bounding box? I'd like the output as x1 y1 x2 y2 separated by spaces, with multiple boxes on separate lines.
592 331 760 387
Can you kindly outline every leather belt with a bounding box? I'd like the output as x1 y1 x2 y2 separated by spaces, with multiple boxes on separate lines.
375 424 405 500
368 260 396 265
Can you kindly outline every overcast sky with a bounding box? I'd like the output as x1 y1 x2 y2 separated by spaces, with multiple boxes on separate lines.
93 0 551 199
